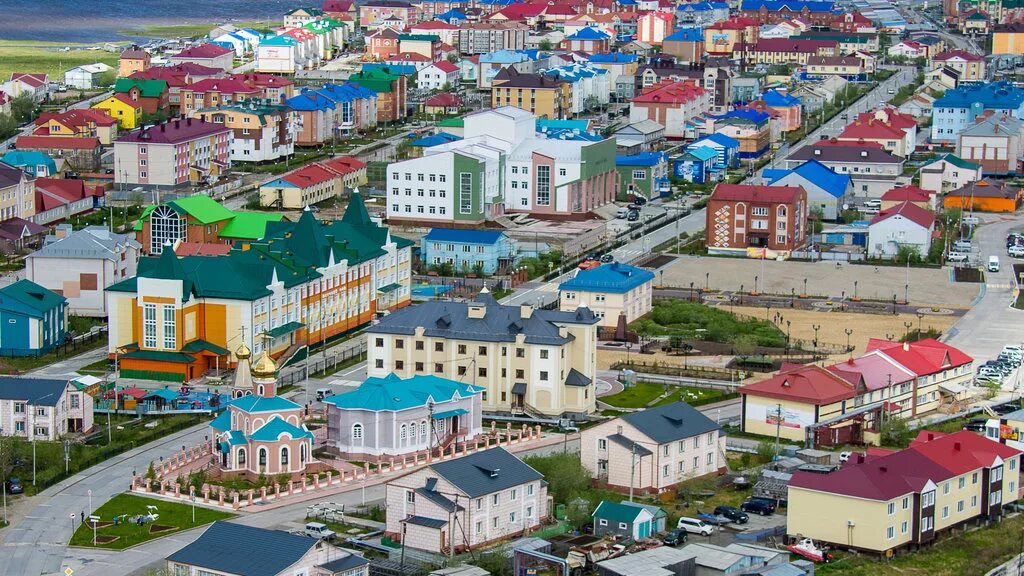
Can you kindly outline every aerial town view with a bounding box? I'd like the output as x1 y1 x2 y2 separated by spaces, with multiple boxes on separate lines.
2 0 1024 574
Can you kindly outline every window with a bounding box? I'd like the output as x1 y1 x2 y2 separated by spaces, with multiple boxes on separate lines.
902 497 909 510
492 517 498 528
162 305 175 349
478 367 487 377
143 304 157 348
515 369 525 379
631 170 647 180
435 363 443 373
476 521 483 534
459 172 473 214
407 491 415 503
396 339 404 349
943 482 950 495
527 484 534 496
598 438 607 450
540 349 549 360
14 403 23 413
886 526 894 540
458 344 467 354
752 206 768 216
375 359 384 369
957 500 964 513
395 360 404 370
540 371 548 381
887 502 895 515
993 467 1004 482
516 348 525 358
972 495 978 508
922 491 935 507
510 489 517 501
973 472 979 484
70 395 79 409
559 168 566 177
941 506 949 519
435 342 444 352
662 445 669 457
526 505 534 519
536 165 551 206
375 338 384 347
280 446 289 466
901 521 908 534
352 423 363 440
478 346 487 356
959 477 965 489
598 519 608 526
149 205 186 254
493 494 500 505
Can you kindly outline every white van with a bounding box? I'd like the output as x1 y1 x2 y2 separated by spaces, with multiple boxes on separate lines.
315 387 333 401
677 517 714 536
989 255 1001 272
305 522 337 540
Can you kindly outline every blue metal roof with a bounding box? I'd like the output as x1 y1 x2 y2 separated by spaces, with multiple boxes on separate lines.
685 146 718 162
210 410 231 431
322 373 483 411
0 377 69 406
411 133 462 147
424 227 506 244
559 263 655 294
679 1 728 10
691 132 740 149
715 109 770 124
766 159 851 198
435 9 468 21
537 118 591 131
248 416 314 441
761 89 801 107
933 81 1024 110
567 27 611 40
432 408 469 419
587 53 638 64
664 27 703 42
616 151 668 167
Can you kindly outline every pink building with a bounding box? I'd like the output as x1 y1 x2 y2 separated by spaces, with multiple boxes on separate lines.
637 11 675 45
113 118 232 187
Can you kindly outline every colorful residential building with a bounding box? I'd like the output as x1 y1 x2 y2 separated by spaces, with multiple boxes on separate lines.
417 60 459 91
562 27 613 52
616 152 670 199
558 262 655 328
662 27 705 63
867 201 936 259
931 82 1024 144
179 78 261 116
705 183 807 256
788 431 1020 555
256 35 302 74
119 47 151 77
931 50 986 82
112 78 169 116
740 0 837 25
587 53 639 89
637 12 675 45
91 94 143 130
32 109 118 146
785 142 904 198
763 159 850 220
0 279 67 356
685 132 739 173
286 83 378 146
837 118 913 158
993 22 1024 55
703 16 760 56
107 194 413 381
629 79 711 140
919 153 982 195
366 290 599 416
673 146 718 183
457 22 530 54
944 178 1021 213
803 56 867 81
193 101 297 163
760 90 802 132
349 68 407 122
491 67 572 119
579 402 725 494
712 109 772 159
0 376 93 439
421 228 517 275
113 118 232 188
955 114 1023 175
132 194 284 255
259 157 367 209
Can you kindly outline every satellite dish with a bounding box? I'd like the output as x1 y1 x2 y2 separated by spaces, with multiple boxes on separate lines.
842 203 850 210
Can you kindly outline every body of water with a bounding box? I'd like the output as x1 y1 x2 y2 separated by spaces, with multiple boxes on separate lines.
0 0 297 42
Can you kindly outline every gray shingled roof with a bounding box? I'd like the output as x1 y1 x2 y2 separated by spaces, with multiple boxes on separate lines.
319 554 369 573
404 515 449 528
367 293 598 345
607 433 653 456
32 226 140 261
0 377 70 406
565 368 592 387
167 522 318 576
620 401 720 444
427 447 543 498
787 144 902 164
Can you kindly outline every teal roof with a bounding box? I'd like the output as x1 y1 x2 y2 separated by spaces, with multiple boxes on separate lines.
266 321 304 338
686 146 718 162
225 430 248 445
229 395 301 413
210 410 231 431
593 500 647 523
0 279 66 316
432 408 468 419
249 416 314 441
323 373 483 411
181 339 229 355
144 389 179 401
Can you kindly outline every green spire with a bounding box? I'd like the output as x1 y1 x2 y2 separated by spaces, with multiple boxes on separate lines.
150 244 194 299
341 189 372 227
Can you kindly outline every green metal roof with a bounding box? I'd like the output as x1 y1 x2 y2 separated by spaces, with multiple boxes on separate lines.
168 195 236 224
248 416 314 441
592 500 649 524
931 153 981 171
114 78 167 98
431 408 468 420
398 33 440 42
0 279 66 315
377 283 401 293
133 205 155 231
266 321 304 338
437 118 464 127
220 211 285 240
122 349 196 364
323 373 483 411
181 339 229 355
349 68 400 93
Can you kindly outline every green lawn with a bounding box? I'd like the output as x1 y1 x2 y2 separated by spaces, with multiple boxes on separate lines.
69 493 233 549
0 43 120 84
655 386 728 407
818 513 1024 576
118 21 272 38
600 382 666 408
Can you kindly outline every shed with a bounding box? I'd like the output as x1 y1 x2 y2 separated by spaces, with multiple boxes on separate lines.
592 500 656 540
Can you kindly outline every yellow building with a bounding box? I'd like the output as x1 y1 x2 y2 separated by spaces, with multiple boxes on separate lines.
558 263 654 328
787 431 1020 555
805 56 866 78
35 109 119 145
106 193 413 381
993 23 1024 55
92 94 143 129
930 50 986 82
365 291 599 417
491 68 572 120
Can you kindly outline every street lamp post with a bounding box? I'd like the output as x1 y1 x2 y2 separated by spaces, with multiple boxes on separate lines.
916 312 924 339
853 280 859 301
705 272 710 292
802 278 808 297
753 275 759 295
845 329 853 354
740 284 744 305
785 320 791 358
812 324 821 361
903 321 913 340
689 282 694 302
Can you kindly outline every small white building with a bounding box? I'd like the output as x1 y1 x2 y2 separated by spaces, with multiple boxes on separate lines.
867 201 936 259
25 225 141 317
417 61 460 91
919 153 983 195
0 376 94 439
63 63 114 90
558 263 655 328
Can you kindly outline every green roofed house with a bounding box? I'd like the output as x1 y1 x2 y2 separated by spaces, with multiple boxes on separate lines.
349 68 407 122
113 78 169 115
0 279 68 356
592 500 660 540
108 192 414 381
322 373 484 458
133 194 285 255
919 152 983 196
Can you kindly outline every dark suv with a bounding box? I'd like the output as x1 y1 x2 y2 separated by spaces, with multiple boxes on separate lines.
740 499 775 516
713 505 749 524
662 528 688 546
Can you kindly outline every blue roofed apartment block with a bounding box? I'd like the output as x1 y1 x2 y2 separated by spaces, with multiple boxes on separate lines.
559 263 654 328
421 228 517 275
616 152 670 200
0 279 68 356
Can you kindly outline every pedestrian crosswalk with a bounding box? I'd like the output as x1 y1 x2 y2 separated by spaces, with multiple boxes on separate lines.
986 283 1014 290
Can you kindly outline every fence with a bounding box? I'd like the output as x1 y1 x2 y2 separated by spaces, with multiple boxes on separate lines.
791 249 866 262
279 340 369 386
619 372 741 393
0 326 107 361
610 361 743 383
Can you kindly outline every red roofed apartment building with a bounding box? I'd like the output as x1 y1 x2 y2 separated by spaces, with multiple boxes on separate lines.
787 430 1020 555
629 79 711 139
113 118 232 187
740 338 973 445
705 183 807 256
169 43 235 72
880 185 935 210
258 156 367 208
637 12 675 45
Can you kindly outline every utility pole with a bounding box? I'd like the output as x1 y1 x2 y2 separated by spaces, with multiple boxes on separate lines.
774 403 782 460
629 442 636 502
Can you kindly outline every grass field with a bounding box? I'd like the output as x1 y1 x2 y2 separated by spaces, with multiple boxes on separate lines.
818 513 1024 576
118 21 273 38
601 382 730 409
69 493 233 549
0 42 119 83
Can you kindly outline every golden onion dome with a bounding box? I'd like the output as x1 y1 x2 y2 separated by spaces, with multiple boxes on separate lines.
235 342 252 360
251 349 278 378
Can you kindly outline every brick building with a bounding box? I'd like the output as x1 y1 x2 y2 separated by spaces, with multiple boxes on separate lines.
705 183 807 256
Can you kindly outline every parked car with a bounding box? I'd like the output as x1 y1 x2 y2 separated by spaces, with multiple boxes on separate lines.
713 505 749 524
5 477 23 494
304 522 337 540
839 451 853 463
953 239 973 251
993 403 1021 415
626 211 640 222
662 528 688 546
677 517 715 536
947 251 969 262
599 254 614 263
963 419 987 433
740 499 775 516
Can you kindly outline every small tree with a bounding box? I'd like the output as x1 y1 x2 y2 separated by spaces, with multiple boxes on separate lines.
756 439 777 463
880 416 913 447
538 39 553 51
472 261 486 277
895 244 922 265
10 94 36 124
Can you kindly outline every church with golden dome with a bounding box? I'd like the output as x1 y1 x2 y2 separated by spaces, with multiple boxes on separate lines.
209 342 316 479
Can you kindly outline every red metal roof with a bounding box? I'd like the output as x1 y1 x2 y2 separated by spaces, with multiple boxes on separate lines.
281 164 337 188
117 118 230 145
320 156 366 175
425 92 463 107
826 351 914 391
410 21 459 30
430 60 459 73
711 183 803 204
881 185 931 202
184 78 261 95
838 118 907 141
865 338 973 376
632 79 706 104
10 73 47 88
739 364 856 404
869 200 936 229
173 43 233 59
933 49 984 62
16 135 100 150
35 108 118 129
752 39 838 54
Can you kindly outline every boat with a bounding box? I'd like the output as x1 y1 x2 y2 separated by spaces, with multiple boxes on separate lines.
787 538 833 563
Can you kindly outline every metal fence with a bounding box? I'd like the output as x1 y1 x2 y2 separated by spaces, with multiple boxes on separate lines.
619 372 741 393
278 340 368 387
0 326 107 360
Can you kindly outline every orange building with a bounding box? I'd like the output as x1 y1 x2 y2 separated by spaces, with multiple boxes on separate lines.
944 178 1021 213
107 193 413 381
